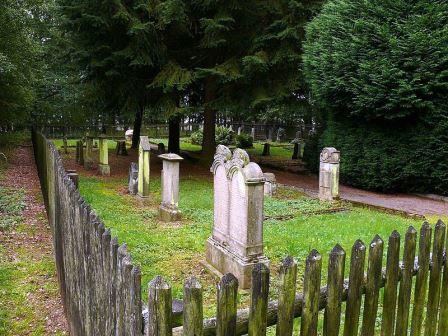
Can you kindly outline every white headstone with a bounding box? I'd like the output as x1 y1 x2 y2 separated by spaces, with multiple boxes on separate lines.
319 147 340 201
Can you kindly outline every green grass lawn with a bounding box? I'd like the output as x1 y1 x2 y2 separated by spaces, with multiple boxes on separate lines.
78 172 424 316
151 138 202 152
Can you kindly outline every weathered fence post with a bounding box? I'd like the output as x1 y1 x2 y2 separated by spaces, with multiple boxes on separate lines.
324 244 346 336
147 276 173 336
183 277 203 336
216 274 238 336
301 250 322 336
276 256 297 336
248 264 270 336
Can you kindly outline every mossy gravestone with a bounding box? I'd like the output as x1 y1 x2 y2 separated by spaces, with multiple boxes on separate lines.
319 147 340 201
137 136 151 199
98 136 110 176
84 137 94 169
206 145 269 289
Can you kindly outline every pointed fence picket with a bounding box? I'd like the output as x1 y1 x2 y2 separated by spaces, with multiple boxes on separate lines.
32 130 448 336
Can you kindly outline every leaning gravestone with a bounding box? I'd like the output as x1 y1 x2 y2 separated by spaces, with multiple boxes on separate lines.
158 153 183 221
128 162 139 195
319 147 340 201
98 135 110 176
137 136 151 199
206 145 269 289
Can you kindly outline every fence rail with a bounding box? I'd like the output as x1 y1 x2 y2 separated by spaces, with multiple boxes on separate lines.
32 130 447 336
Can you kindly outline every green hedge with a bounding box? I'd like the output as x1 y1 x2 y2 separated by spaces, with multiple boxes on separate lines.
305 117 448 195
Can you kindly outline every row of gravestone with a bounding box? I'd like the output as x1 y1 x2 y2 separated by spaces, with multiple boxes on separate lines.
126 138 340 288
75 134 340 287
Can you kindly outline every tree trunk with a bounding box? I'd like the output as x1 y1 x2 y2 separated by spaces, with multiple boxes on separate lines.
202 78 216 158
132 106 143 149
168 115 180 154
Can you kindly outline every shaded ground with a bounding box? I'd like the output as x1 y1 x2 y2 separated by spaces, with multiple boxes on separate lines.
272 170 448 217
0 144 68 335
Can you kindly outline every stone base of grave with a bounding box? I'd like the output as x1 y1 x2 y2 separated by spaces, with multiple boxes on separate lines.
136 194 150 204
98 164 110 176
205 237 269 289
159 204 181 222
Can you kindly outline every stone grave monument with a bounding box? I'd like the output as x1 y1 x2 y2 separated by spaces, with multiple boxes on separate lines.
158 142 166 154
128 162 139 195
263 172 277 196
206 145 269 289
262 143 270 156
98 135 110 176
116 140 128 156
137 136 151 199
84 137 94 169
158 153 183 221
319 147 340 201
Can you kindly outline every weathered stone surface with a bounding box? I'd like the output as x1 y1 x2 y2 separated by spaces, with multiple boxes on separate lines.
137 136 151 198
319 147 340 201
116 140 128 156
158 153 183 222
206 145 269 289
98 136 110 176
128 162 138 195
84 137 94 169
263 172 277 196
276 128 285 142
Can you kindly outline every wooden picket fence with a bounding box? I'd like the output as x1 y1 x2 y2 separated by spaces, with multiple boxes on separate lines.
32 130 448 336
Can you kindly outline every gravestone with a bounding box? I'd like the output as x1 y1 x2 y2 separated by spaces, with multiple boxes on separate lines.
292 143 299 160
206 146 269 289
98 135 110 176
67 172 79 188
137 136 151 199
128 162 138 195
268 127 274 141
237 126 243 135
158 153 183 221
116 140 128 156
158 142 166 154
251 127 255 140
76 140 84 165
319 147 340 201
63 137 68 154
84 137 94 169
263 173 277 196
262 143 270 156
276 127 284 142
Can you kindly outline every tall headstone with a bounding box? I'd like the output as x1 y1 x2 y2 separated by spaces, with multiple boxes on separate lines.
319 147 340 201
137 136 151 199
116 140 128 156
276 127 284 142
268 127 274 142
206 146 269 289
98 135 110 176
75 140 80 163
84 137 94 169
63 136 68 154
292 143 299 160
76 140 84 165
237 126 243 135
251 127 255 140
128 162 139 195
158 153 183 222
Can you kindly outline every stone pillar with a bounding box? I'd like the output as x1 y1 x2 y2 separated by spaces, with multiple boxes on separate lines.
84 137 94 169
276 127 284 142
237 126 243 135
158 153 184 222
267 127 274 142
98 136 110 176
76 140 84 165
319 147 340 201
128 162 138 195
251 127 255 140
137 136 151 199
206 146 269 289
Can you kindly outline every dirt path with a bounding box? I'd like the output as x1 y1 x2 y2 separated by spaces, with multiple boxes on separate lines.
269 169 448 217
0 144 68 335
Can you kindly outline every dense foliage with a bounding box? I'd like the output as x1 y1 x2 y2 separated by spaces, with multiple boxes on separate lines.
303 0 448 194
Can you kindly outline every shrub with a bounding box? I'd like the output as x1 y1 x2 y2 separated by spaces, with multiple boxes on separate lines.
215 126 234 146
235 133 253 148
304 0 448 120
190 130 203 145
303 0 448 195
190 126 234 146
